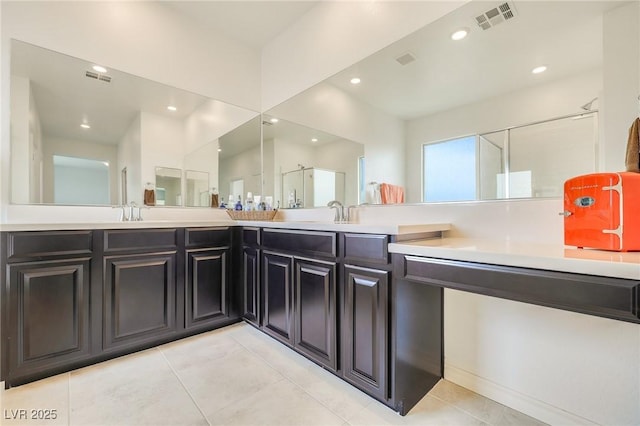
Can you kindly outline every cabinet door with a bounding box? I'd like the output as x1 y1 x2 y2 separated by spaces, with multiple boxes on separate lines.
242 246 260 326
294 258 337 371
343 265 389 401
7 258 91 379
185 248 229 329
262 252 294 345
103 252 176 350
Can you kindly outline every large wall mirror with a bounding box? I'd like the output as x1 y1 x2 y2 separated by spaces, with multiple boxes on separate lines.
9 39 259 207
266 0 635 206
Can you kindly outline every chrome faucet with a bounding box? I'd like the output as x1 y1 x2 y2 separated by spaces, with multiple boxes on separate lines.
327 200 344 223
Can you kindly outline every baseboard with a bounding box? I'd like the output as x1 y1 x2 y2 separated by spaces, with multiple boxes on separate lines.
444 363 599 426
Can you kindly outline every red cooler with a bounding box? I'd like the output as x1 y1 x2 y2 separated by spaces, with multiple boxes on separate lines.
563 172 640 251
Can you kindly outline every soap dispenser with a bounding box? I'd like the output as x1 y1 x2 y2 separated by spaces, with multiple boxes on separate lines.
234 196 243 211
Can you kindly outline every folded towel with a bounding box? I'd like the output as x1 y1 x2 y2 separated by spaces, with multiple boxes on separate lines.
624 117 640 172
380 183 405 204
210 193 219 208
144 189 155 206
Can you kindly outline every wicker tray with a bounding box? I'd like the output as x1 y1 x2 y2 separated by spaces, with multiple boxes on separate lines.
226 210 277 221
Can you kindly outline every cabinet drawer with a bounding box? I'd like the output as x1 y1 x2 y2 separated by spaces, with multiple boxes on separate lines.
402 255 640 323
7 231 93 262
185 227 230 248
263 229 336 258
343 233 389 265
242 227 260 246
104 229 177 253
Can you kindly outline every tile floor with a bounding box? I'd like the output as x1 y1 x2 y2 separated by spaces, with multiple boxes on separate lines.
0 322 547 426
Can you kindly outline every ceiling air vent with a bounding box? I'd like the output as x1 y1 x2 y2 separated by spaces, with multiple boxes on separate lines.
395 52 416 66
475 2 517 31
85 70 111 83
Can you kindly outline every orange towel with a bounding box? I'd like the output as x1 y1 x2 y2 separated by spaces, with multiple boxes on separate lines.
380 183 404 204
210 193 219 208
144 189 155 206
625 117 640 172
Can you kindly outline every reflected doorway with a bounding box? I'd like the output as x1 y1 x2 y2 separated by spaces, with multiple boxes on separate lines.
53 155 110 205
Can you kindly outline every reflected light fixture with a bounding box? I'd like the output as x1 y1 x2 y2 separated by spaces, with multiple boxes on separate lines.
92 65 107 73
450 28 469 41
167 105 177 111
270 118 279 123
217 148 222 152
532 65 547 74
311 138 318 143
80 123 90 129
350 77 361 85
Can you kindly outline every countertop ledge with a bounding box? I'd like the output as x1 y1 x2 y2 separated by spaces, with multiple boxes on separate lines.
0 221 451 236
389 237 640 280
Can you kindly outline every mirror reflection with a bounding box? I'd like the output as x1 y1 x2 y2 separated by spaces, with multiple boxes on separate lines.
185 170 210 207
266 0 631 205
262 117 364 208
10 39 259 207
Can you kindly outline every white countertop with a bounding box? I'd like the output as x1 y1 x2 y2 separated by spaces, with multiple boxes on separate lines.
389 237 640 280
0 220 236 232
235 220 450 236
0 220 450 236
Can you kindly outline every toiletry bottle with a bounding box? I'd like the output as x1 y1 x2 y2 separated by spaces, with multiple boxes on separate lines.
219 197 226 209
245 192 254 211
234 196 243 211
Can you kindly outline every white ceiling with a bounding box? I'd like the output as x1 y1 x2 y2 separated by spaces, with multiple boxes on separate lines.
10 1 628 152
161 1 319 49
327 0 626 120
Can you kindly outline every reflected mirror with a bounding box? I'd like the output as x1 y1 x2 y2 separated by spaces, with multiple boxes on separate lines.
218 116 262 207
10 39 259 207
154 167 182 207
262 117 364 208
266 0 634 205
185 170 209 207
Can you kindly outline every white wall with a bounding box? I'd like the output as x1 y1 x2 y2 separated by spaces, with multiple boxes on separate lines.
261 0 466 110
140 111 184 196
43 137 118 204
602 1 640 172
405 69 601 203
9 75 30 204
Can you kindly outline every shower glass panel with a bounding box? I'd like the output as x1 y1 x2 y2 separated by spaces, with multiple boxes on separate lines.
509 114 597 198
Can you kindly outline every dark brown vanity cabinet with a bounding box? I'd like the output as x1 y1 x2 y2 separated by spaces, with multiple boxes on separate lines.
102 229 178 351
340 233 392 402
342 264 389 401
294 257 337 370
1 226 238 388
184 228 233 330
1 231 94 385
260 229 339 371
241 228 261 326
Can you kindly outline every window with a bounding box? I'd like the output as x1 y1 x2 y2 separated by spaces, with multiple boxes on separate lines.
423 136 477 202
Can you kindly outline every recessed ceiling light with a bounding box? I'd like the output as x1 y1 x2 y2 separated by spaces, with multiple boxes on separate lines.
350 77 361 85
102 161 109 167
451 28 469 41
311 138 318 143
167 105 177 111
532 65 547 74
270 118 279 123
217 148 222 152
80 123 90 129
92 65 107 73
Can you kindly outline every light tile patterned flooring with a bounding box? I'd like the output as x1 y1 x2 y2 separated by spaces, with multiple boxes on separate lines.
0 322 546 426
